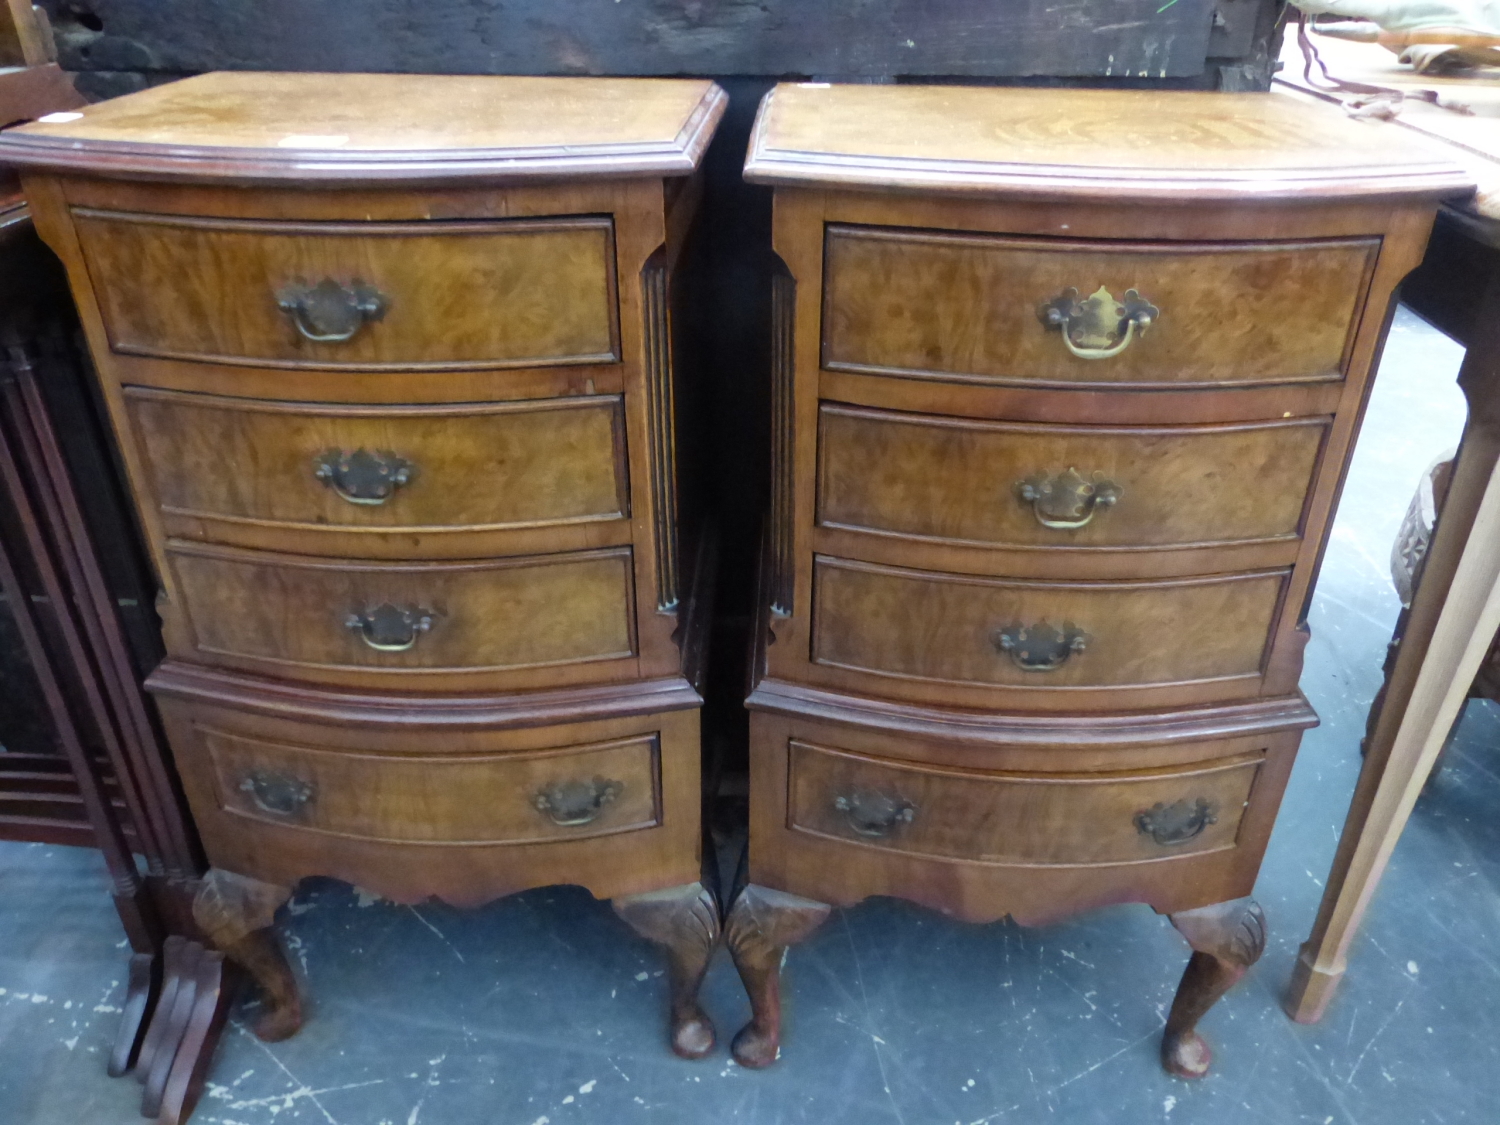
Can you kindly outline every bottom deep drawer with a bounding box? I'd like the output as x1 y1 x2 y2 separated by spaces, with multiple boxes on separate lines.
788 740 1259 866
207 727 661 845
155 691 703 905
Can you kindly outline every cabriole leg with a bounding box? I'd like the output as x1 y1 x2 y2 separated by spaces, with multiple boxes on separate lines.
613 881 721 1059
1162 898 1266 1079
724 883 830 1068
192 868 302 1042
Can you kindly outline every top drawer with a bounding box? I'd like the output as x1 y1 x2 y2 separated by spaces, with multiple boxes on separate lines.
72 209 620 371
822 225 1378 389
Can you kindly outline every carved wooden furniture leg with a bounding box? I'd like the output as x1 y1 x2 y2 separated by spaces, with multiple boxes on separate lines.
193 868 302 1042
724 884 831 1068
613 882 721 1059
1162 899 1266 1079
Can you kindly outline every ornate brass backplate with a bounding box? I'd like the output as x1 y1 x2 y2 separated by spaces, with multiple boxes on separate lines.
313 448 414 506
833 790 917 838
534 777 624 826
1015 467 1121 529
239 770 315 818
275 278 387 342
992 620 1090 672
1135 798 1218 846
1037 285 1158 360
344 603 434 652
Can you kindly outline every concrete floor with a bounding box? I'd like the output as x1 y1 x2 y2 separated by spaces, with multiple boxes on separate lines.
3 307 1498 1125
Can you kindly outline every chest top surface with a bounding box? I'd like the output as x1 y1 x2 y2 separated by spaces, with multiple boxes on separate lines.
0 71 727 184
745 84 1473 203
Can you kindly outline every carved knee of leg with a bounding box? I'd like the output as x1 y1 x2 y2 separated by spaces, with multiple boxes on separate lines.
192 870 301 1042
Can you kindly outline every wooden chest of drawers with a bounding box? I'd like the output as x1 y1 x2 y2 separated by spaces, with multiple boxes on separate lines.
726 85 1472 1076
0 71 729 1092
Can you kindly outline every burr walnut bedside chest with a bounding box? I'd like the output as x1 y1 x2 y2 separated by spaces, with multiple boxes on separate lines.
727 84 1471 1077
0 71 727 1094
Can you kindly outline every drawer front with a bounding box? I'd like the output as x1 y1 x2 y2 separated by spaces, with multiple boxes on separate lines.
74 209 619 370
812 556 1284 691
822 225 1377 388
127 388 628 542
818 404 1327 552
788 740 1258 865
167 544 635 677
207 728 660 844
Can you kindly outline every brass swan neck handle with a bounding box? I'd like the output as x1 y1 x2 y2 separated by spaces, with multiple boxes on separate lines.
1038 285 1158 360
276 278 387 343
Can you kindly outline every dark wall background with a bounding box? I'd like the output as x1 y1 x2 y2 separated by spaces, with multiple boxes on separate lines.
30 0 1290 772
40 1 1285 98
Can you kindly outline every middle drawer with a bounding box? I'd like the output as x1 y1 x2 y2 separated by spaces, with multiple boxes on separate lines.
125 387 630 558
162 542 638 691
817 403 1327 566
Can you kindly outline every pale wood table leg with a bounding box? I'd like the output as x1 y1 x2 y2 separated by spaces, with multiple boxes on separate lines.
1286 293 1500 1020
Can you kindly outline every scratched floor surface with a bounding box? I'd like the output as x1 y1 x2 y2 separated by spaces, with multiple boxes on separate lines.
3 307 1498 1125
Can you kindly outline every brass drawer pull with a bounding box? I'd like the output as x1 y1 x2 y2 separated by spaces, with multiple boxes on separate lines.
313 448 414 506
276 278 387 343
1015 468 1121 530
239 770 314 818
833 790 916 838
1135 798 1218 846
344 602 434 652
993 621 1089 672
1038 285 1158 360
533 777 624 826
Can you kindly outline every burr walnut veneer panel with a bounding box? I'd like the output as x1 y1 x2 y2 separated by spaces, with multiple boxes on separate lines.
161 698 704 908
206 729 662 845
817 404 1327 555
125 388 629 556
812 557 1285 697
164 544 637 689
787 740 1261 866
74 210 620 371
749 710 1303 926
821 226 1377 388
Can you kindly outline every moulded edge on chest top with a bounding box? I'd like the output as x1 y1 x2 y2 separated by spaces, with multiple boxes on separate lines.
0 73 730 185
743 85 1475 204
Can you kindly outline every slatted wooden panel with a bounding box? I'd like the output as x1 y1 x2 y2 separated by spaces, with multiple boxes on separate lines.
0 223 166 856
